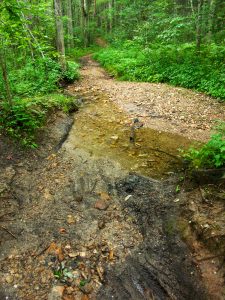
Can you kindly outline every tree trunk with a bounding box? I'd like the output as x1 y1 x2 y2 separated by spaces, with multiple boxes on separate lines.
66 0 74 49
54 0 66 70
0 48 12 106
196 0 203 53
108 1 112 33
207 0 216 42
81 0 89 47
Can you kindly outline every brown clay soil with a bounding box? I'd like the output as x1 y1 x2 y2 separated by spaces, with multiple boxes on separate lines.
0 56 224 300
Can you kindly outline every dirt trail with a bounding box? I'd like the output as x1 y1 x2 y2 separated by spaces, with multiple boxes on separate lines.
76 55 224 142
0 57 224 300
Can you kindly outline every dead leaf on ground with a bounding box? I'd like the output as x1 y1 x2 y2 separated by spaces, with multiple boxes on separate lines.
99 192 111 201
47 242 64 262
109 250 114 260
59 228 67 234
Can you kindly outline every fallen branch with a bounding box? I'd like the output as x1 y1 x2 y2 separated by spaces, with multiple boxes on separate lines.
197 254 224 262
0 225 17 239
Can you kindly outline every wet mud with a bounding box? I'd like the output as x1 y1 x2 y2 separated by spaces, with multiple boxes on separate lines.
97 175 207 300
67 93 192 179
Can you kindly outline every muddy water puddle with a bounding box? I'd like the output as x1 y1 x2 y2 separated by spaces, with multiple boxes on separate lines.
68 94 193 178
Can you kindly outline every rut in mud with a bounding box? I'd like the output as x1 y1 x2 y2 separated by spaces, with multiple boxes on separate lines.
0 57 224 300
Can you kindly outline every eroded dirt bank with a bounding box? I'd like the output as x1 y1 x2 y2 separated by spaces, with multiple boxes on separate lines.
0 57 224 300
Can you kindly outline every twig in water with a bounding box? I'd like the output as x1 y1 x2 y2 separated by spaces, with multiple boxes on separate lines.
147 147 180 160
197 254 224 262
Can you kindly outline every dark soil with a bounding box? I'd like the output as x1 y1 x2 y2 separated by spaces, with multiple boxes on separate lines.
97 175 207 300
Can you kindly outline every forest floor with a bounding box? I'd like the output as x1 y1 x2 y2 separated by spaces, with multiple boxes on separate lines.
0 56 224 300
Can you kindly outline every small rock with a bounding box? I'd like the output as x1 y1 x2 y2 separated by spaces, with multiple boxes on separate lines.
100 192 111 201
110 135 119 141
174 198 180 203
94 200 109 210
74 195 83 202
80 283 93 294
98 219 105 229
68 252 79 258
79 251 86 258
66 286 74 295
5 275 14 284
125 195 132 201
48 285 65 300
65 244 71 251
67 215 76 224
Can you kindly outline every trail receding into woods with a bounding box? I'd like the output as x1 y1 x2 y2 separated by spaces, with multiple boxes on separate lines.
0 56 224 300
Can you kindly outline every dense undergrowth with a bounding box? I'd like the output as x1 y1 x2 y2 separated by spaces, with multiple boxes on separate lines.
0 58 79 99
94 42 225 100
0 93 78 148
0 57 80 147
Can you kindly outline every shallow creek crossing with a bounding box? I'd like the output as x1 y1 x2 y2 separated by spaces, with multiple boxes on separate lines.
1 57 223 300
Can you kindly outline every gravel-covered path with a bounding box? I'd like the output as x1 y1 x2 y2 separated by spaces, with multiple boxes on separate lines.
72 55 224 142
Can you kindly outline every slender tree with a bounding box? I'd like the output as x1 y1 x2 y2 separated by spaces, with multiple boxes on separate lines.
54 0 66 70
66 0 74 49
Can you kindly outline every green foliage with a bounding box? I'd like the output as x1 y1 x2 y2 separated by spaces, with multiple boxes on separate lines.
62 61 80 83
182 124 225 169
68 45 101 61
0 94 78 147
94 43 225 100
0 58 80 99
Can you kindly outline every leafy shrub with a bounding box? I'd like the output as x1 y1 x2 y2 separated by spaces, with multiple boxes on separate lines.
9 58 61 97
63 61 80 83
0 94 78 147
0 57 80 99
182 123 225 169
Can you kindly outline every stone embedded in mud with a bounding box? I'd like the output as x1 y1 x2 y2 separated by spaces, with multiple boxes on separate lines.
67 214 76 224
68 252 79 258
79 282 93 294
94 199 110 210
110 135 119 141
48 285 65 300
98 219 106 229
74 195 83 202
99 192 111 201
5 275 14 284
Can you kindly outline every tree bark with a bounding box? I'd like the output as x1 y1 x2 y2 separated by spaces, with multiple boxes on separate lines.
207 0 216 42
81 0 89 47
66 0 74 49
0 47 12 106
196 0 203 53
54 0 66 70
